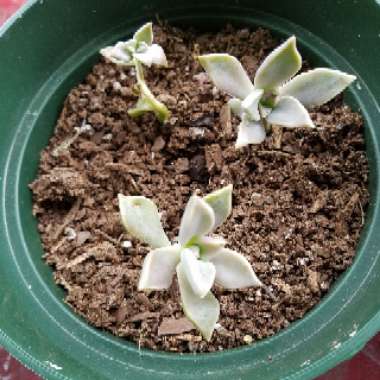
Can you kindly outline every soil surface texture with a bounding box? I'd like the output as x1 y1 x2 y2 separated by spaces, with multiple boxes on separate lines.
30 24 369 353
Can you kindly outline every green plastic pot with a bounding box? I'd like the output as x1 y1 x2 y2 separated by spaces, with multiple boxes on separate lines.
1 1 380 379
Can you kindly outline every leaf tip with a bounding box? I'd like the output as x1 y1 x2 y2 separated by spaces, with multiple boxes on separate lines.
197 54 214 70
345 73 357 85
197 53 228 70
197 54 206 65
287 35 302 68
117 193 127 208
286 35 298 51
197 53 233 69
134 22 154 45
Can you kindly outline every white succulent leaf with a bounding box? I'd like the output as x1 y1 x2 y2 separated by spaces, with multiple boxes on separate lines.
241 89 264 121
180 247 216 298
138 245 181 290
235 115 266 148
279 68 356 108
128 81 170 123
259 104 272 118
124 39 138 53
196 236 226 255
204 247 262 289
135 41 149 53
203 185 233 229
118 194 170 249
228 98 243 117
100 42 134 66
267 96 315 128
133 22 153 45
198 54 255 99
254 36 302 91
178 195 216 246
177 262 220 341
134 44 168 67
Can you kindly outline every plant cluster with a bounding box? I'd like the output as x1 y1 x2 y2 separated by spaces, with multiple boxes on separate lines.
198 36 356 147
101 22 170 123
119 186 261 340
100 22 356 340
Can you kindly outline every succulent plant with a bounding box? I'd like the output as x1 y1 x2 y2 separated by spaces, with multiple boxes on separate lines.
118 185 262 340
100 22 170 123
198 36 356 147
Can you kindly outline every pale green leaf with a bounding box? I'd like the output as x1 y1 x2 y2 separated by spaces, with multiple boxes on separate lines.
196 236 226 255
138 245 181 290
254 36 302 91
178 195 215 246
204 248 262 288
128 81 170 123
267 96 315 128
180 247 216 298
235 116 266 148
198 54 254 99
279 68 356 108
118 194 170 249
177 263 220 341
134 44 168 67
133 22 153 45
204 185 233 229
241 89 264 121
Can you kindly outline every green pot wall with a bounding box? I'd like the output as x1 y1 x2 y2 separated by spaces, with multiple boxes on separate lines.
1 1 380 379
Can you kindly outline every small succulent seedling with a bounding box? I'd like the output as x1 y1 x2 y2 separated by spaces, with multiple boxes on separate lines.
198 36 356 147
118 185 262 340
101 22 170 123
